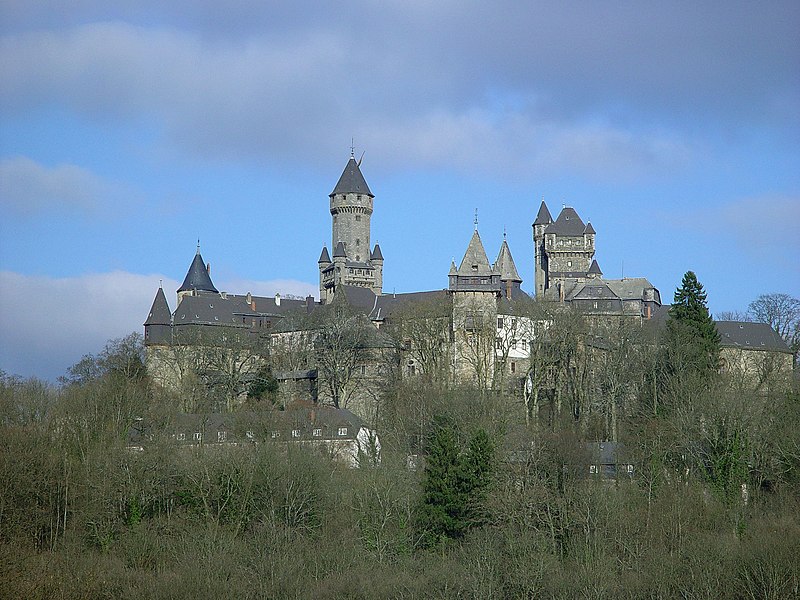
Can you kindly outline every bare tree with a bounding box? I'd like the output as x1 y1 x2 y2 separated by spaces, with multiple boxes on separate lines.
748 293 800 356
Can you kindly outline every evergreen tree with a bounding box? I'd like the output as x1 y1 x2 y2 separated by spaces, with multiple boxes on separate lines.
417 419 494 546
667 271 721 377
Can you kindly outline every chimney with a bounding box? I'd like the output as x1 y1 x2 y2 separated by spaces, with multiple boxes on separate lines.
275 293 281 306
206 262 211 274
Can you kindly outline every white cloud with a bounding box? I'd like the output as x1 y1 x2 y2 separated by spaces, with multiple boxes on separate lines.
0 270 317 381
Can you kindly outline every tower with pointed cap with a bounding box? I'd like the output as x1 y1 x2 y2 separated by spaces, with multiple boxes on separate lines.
319 154 384 303
177 244 218 305
532 200 595 298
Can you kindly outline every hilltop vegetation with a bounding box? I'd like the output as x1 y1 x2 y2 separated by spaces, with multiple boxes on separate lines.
1 291 799 599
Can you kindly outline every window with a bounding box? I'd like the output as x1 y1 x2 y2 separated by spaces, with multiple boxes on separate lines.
176 433 185 441
193 432 202 441
567 260 572 268
217 431 227 443
338 427 348 436
312 428 322 437
408 364 416 376
626 465 634 474
271 431 280 439
359 365 367 375
355 215 361 221
497 317 504 329
510 361 516 373
246 431 254 440
495 339 502 350
589 465 598 474
521 339 527 351
356 238 360 247
291 429 300 438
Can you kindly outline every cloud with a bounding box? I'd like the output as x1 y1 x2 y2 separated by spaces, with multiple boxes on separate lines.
1 4 796 178
0 270 317 381
0 156 129 217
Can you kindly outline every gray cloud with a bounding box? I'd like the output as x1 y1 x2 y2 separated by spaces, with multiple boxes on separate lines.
1 3 796 179
0 156 126 216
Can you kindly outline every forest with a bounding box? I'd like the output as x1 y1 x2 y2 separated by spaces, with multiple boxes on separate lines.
1 283 799 599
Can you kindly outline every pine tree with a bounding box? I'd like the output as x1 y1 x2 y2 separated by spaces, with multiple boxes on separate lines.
667 271 721 379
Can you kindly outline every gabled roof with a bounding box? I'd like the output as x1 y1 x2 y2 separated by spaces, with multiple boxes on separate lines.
144 287 171 326
371 244 383 261
605 278 656 301
546 207 586 236
177 250 218 294
494 239 522 282
534 201 553 225
318 246 331 263
330 157 373 197
457 230 494 276
333 241 347 258
588 259 603 275
716 321 792 353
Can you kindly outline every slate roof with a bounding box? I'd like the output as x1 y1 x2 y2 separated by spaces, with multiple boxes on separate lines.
178 251 218 294
533 201 553 225
144 287 171 326
457 230 494 276
545 207 587 236
588 259 603 275
330 157 373 197
716 321 792 353
371 244 383 261
318 246 331 263
605 278 658 301
584 222 596 234
494 239 522 282
173 292 315 327
370 289 451 322
333 241 347 258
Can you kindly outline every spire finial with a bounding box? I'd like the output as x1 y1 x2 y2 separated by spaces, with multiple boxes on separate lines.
196 239 200 254
159 279 163 289
350 138 355 158
503 226 507 240
474 208 478 230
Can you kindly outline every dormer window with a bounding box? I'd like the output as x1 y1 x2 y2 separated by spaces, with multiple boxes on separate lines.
471 264 478 271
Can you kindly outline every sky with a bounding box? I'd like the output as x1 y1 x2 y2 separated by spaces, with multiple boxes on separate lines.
1 1 798 381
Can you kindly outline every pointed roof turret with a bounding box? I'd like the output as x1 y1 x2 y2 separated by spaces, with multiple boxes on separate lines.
371 244 383 261
584 221 596 234
144 287 171 325
547 207 586 236
449 260 458 275
494 239 522 283
457 230 494 276
177 247 218 294
333 240 347 258
534 200 553 226
588 259 603 275
330 157 373 197
318 246 331 264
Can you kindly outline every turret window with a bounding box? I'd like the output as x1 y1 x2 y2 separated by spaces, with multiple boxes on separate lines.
355 215 361 222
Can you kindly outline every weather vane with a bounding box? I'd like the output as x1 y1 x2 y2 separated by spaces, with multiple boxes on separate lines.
474 208 478 230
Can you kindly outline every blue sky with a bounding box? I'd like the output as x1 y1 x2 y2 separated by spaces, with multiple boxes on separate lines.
1 1 798 380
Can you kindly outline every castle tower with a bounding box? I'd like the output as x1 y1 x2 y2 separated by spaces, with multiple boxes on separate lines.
319 155 383 303
144 286 172 345
494 237 523 299
177 244 218 305
533 200 553 298
449 228 501 386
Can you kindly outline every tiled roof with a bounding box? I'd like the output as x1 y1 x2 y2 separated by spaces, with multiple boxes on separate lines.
144 287 171 325
318 246 331 263
371 244 383 261
716 321 792 353
457 230 494 276
177 251 218 294
533 201 553 225
545 207 586 236
330 157 373 197
494 239 522 282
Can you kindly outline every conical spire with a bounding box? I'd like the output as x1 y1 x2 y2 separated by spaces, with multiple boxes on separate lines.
449 260 458 275
457 230 494 276
588 259 603 275
330 157 373 197
333 240 347 258
371 244 383 261
584 222 596 234
144 287 171 325
177 248 218 294
534 200 553 226
494 239 522 282
318 246 331 263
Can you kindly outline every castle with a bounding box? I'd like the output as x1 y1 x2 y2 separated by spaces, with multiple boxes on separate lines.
144 153 667 415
